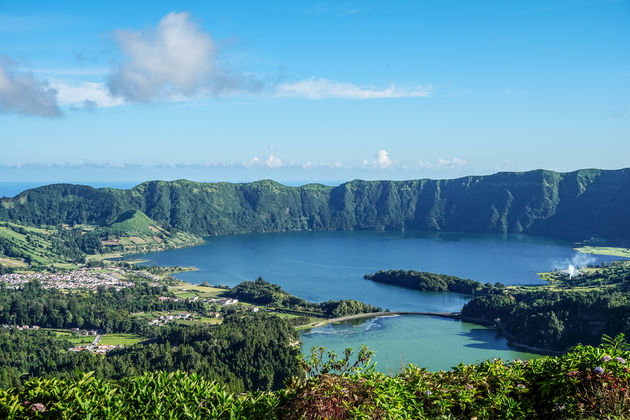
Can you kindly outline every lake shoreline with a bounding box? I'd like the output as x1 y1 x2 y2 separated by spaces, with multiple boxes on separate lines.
127 231 624 369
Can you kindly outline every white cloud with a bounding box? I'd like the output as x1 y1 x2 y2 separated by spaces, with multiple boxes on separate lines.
376 149 393 168
108 11 215 101
301 161 349 169
243 154 284 168
0 56 61 117
418 157 466 169
276 78 430 100
438 157 466 167
108 11 258 102
54 82 125 109
363 149 395 169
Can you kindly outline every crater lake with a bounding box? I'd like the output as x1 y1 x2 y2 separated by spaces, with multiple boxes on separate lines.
128 230 620 371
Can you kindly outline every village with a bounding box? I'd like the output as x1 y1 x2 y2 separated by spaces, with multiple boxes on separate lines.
0 267 161 290
0 269 268 355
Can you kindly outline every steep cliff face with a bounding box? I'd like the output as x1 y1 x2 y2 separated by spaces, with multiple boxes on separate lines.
2 168 629 241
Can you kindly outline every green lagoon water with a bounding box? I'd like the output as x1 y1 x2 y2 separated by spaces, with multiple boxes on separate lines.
300 315 540 373
130 230 618 371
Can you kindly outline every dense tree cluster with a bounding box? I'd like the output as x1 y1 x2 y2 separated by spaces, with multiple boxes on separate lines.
0 314 301 392
364 269 502 295
229 277 381 317
462 288 630 350
0 236 30 261
51 228 103 258
0 281 201 334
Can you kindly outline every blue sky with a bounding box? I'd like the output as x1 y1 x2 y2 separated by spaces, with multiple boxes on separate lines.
0 0 629 184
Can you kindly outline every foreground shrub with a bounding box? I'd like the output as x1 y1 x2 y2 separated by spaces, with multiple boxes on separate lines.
2 335 630 419
0 371 282 419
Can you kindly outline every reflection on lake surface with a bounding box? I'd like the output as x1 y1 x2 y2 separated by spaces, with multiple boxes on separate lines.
130 230 619 370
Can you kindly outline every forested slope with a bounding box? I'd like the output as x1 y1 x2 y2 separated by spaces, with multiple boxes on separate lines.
2 168 629 241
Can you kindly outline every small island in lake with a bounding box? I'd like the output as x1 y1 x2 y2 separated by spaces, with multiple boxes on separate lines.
364 269 502 295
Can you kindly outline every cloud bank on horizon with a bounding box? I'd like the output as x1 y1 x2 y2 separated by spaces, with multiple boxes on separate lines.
0 11 431 116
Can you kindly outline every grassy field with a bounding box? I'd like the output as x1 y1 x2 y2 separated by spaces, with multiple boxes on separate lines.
576 246 630 258
0 257 27 268
99 334 146 346
48 329 146 347
174 316 222 326
168 283 227 299
49 330 95 346
68 336 95 345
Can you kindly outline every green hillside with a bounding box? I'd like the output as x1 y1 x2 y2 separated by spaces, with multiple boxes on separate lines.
108 210 158 236
0 211 202 269
1 168 629 242
101 209 203 255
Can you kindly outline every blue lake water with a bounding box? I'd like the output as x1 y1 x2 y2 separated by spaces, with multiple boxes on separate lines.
129 230 619 371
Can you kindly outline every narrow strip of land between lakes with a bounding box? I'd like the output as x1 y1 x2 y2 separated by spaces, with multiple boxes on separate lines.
304 311 469 329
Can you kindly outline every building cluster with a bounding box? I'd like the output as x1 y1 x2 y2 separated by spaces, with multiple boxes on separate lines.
207 297 239 305
70 327 98 336
157 296 238 305
68 332 122 354
1 324 40 330
69 344 123 354
148 312 192 326
0 267 159 290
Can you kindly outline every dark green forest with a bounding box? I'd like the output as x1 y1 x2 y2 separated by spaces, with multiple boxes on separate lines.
2 168 630 242
0 278 381 391
0 314 300 392
229 277 382 317
0 281 201 334
364 269 501 295
461 288 630 350
460 262 630 350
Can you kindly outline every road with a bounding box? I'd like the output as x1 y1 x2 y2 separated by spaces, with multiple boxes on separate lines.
91 334 102 347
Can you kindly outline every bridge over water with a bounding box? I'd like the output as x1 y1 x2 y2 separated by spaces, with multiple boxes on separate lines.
307 311 473 328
